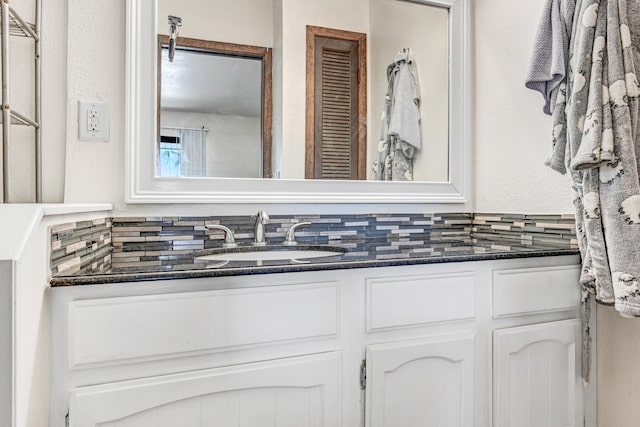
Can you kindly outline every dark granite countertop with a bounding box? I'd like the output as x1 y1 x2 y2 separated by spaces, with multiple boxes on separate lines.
49 238 580 287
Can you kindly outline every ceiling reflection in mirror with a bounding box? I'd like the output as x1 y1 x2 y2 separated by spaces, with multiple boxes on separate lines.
157 0 449 182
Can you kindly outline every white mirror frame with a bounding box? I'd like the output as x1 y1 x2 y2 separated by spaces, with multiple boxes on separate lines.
125 0 470 204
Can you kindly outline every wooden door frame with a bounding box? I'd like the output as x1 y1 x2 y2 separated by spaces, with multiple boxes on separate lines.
305 26 367 180
157 35 273 178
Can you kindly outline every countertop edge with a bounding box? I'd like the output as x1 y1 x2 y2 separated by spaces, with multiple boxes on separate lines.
50 248 581 287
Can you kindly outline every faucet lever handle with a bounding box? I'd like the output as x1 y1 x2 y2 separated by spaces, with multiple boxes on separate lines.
283 222 312 245
257 210 269 223
206 224 238 248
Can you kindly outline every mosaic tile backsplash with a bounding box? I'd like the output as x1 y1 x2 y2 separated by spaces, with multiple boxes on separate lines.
108 213 474 270
472 213 577 248
50 218 112 276
50 213 578 276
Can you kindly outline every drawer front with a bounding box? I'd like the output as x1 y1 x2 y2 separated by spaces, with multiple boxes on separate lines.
492 265 581 318
366 272 476 332
68 282 339 368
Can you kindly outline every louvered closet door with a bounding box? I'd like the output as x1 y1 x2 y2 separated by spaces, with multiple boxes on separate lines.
312 36 362 180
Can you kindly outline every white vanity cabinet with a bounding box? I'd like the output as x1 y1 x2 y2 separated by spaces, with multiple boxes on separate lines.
50 255 593 427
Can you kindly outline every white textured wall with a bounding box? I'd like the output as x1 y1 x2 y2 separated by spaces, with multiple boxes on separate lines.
473 0 573 214
597 306 640 425
41 0 68 203
64 0 125 204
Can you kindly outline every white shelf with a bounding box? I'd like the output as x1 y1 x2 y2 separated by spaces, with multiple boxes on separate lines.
0 109 40 127
3 6 38 39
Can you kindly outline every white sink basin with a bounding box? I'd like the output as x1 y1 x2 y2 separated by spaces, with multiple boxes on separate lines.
196 248 344 262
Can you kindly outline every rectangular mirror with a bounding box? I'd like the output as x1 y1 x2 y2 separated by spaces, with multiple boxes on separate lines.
126 0 470 203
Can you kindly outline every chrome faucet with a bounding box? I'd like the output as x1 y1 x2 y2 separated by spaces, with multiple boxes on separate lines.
253 210 269 246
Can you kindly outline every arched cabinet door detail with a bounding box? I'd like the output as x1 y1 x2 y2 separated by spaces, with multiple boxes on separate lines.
365 333 474 427
493 319 582 427
68 352 341 427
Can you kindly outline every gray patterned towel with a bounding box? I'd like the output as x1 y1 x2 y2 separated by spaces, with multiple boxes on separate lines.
529 0 640 383
525 0 576 115
551 0 640 315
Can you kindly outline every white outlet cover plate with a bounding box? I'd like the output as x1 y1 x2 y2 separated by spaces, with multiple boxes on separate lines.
78 101 110 141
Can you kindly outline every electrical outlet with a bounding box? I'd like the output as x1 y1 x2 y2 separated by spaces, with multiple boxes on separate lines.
88 108 99 132
79 101 109 141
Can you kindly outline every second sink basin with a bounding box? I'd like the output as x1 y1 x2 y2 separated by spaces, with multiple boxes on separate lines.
194 245 346 262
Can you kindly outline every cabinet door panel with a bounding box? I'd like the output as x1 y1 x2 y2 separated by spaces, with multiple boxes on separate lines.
366 334 474 427
70 352 340 427
493 319 582 427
